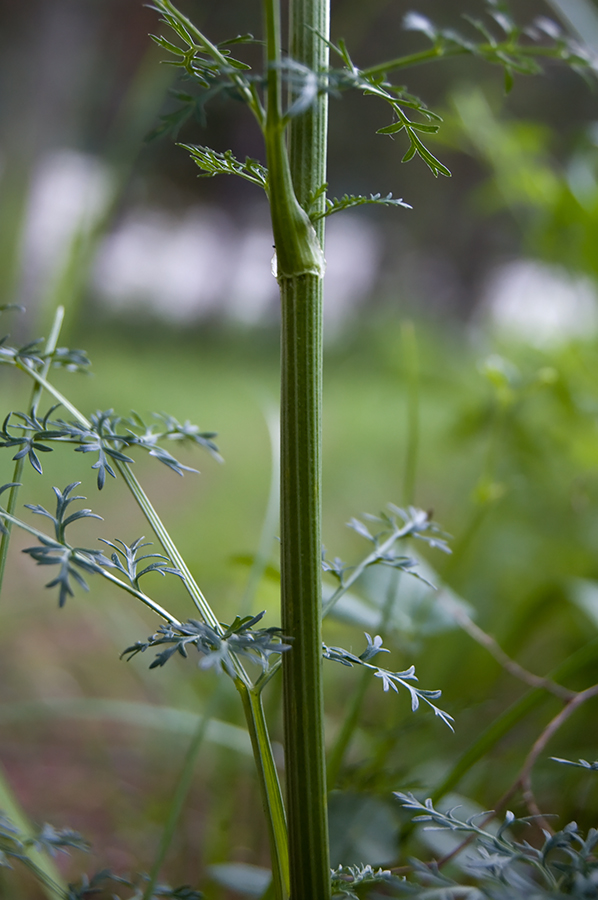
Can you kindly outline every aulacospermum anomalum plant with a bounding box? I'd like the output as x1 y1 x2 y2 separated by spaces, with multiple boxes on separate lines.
0 1 593 898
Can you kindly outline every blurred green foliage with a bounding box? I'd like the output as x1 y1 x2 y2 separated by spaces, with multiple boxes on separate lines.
3 312 598 893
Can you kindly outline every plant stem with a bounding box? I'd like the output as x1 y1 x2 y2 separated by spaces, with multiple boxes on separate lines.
447 603 574 701
239 684 290 900
116 463 222 631
276 0 331 896
280 275 329 900
401 320 419 507
262 0 324 280
360 41 567 80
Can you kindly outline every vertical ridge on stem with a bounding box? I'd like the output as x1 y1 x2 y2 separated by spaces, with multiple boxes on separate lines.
280 270 329 900
281 1 330 897
288 0 330 228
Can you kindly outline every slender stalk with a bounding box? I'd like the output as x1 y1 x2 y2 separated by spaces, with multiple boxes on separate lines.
363 45 463 78
447 603 574 701
361 41 566 80
116 463 221 631
401 320 419 507
240 411 280 616
280 275 329 900
276 0 331 896
239 684 290 900
494 683 598 816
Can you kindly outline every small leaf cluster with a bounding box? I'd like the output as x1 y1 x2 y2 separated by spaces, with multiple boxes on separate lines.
307 185 412 222
149 3 254 80
122 611 291 677
348 504 451 557
403 0 591 93
99 536 181 591
395 793 598 900
0 406 220 487
25 481 102 543
179 145 268 190
0 333 90 373
146 0 263 140
326 39 449 177
324 633 454 729
0 813 88 876
67 871 203 900
322 504 450 604
330 863 397 899
0 407 59 475
1 482 185 608
19 483 111 607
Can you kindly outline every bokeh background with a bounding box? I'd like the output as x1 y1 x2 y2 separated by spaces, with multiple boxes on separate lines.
2 0 598 896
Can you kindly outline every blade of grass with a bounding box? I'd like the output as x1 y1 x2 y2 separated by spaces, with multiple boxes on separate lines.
142 682 227 900
240 410 280 616
0 305 67 900
401 320 419 507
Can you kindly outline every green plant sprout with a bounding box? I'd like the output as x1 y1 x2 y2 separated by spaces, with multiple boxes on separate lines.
0 0 594 898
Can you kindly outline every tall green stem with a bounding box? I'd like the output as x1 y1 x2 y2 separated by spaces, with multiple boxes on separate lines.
275 0 331 895
280 275 329 900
